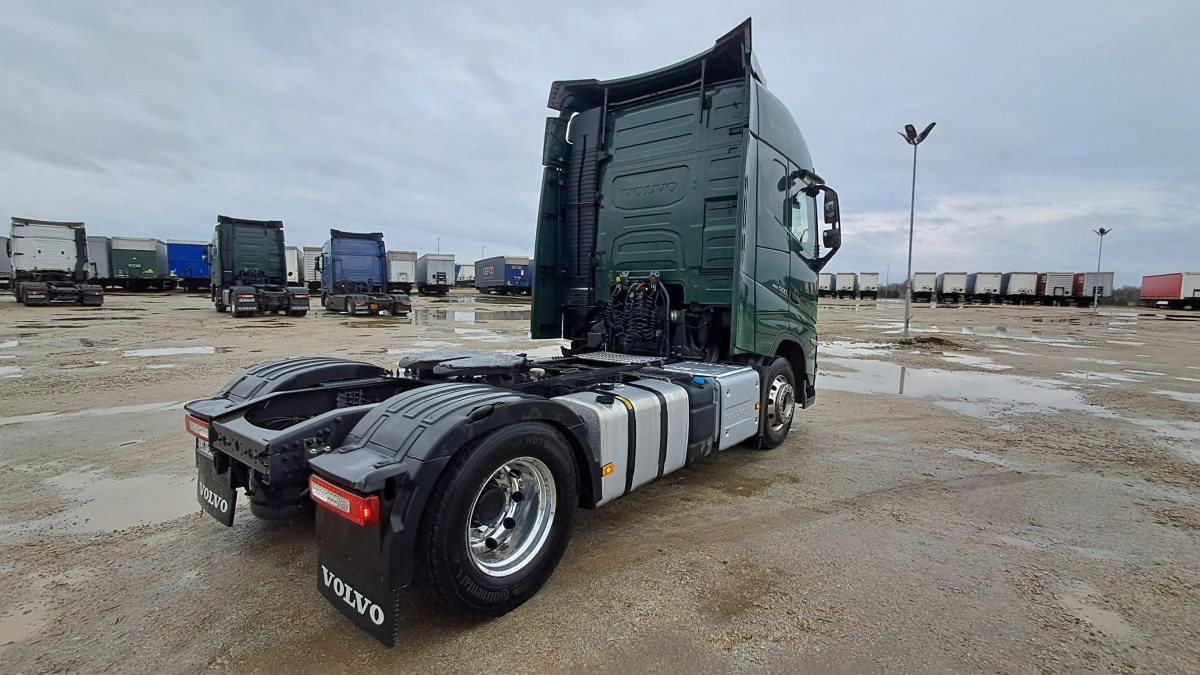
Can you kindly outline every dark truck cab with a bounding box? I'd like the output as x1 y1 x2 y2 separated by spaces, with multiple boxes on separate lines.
318 230 412 316
208 216 309 317
185 20 839 646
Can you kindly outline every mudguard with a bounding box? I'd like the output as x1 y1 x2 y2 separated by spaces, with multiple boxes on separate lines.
309 382 597 645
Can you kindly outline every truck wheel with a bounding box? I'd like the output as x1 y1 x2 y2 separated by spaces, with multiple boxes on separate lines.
758 357 796 449
416 422 578 619
288 310 307 317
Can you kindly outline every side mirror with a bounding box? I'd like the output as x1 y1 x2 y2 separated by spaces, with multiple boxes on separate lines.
823 189 840 225
822 228 841 250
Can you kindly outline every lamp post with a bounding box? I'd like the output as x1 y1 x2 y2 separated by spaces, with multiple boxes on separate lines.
482 244 487 260
1092 228 1112 314
437 237 440 254
898 122 936 343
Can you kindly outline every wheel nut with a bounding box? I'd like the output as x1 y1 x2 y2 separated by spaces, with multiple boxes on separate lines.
503 517 516 529
485 537 499 550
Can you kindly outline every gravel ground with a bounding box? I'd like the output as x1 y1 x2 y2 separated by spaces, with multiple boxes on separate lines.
1 291 1198 672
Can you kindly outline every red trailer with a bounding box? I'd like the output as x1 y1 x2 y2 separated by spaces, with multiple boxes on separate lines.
1141 273 1200 309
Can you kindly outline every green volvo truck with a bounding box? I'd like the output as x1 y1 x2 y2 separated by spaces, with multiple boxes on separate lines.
183 20 838 645
208 216 310 317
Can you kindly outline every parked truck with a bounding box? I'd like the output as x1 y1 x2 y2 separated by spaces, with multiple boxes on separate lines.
303 247 322 293
1000 272 1038 304
966 272 1002 304
0 236 11 290
835 272 858 299
911 272 936 303
1141 273 1200 309
1072 272 1114 306
416 253 454 295
386 251 417 293
9 218 104 306
208 216 309 317
858 272 879 300
318 231 412 316
1036 272 1074 304
167 240 211 292
285 246 305 287
86 236 111 285
184 21 840 646
818 272 835 298
475 255 531 295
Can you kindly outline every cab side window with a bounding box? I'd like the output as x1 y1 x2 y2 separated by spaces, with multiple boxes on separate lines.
788 190 817 258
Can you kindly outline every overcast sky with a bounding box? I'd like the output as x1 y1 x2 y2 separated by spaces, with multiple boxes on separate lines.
2 1 1196 285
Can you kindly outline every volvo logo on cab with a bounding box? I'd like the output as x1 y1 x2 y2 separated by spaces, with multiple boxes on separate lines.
620 182 677 198
321 565 386 625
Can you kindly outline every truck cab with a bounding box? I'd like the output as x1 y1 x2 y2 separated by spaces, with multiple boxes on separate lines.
318 230 411 316
532 20 840 411
208 215 309 317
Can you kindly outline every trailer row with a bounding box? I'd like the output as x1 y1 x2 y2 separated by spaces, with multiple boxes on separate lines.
818 271 1121 305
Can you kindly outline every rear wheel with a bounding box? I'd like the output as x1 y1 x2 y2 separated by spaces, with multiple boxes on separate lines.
288 310 307 317
757 357 796 449
416 422 577 619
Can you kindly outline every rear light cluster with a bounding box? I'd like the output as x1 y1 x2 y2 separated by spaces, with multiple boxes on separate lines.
185 415 210 441
294 294 309 299
310 475 379 526
236 294 255 299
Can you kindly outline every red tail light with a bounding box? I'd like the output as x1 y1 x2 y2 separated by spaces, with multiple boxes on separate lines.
310 475 380 526
185 415 210 441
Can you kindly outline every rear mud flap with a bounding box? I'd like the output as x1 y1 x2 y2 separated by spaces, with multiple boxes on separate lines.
317 552 398 646
196 446 236 526
315 508 399 646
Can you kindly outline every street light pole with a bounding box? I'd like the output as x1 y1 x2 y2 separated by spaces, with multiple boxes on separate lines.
898 122 936 343
1092 228 1112 314
482 244 487 260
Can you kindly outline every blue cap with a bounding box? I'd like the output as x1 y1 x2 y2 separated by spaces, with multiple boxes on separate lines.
693 376 707 385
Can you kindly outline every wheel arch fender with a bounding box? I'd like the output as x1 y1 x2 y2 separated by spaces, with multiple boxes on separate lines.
769 333 814 408
309 383 599 596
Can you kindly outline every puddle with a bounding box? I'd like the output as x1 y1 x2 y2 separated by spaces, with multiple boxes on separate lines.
1125 419 1200 464
410 308 531 325
1176 377 1200 383
1152 391 1200 404
818 358 1108 419
1106 340 1146 347
0 366 22 378
145 364 178 370
1072 358 1127 366
410 340 459 348
0 340 17 349
1123 370 1164 376
940 352 1011 371
123 346 216 358
44 470 198 533
1057 371 1142 383
819 341 894 358
0 401 183 427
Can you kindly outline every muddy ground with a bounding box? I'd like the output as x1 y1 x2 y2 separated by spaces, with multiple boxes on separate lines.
1 291 1198 673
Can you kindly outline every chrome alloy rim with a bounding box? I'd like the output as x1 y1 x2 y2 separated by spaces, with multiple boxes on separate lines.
466 456 557 578
766 374 795 432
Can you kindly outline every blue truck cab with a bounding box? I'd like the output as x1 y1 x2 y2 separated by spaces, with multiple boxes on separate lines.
319 230 411 316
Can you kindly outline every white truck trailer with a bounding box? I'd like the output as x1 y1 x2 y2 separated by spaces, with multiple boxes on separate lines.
10 218 104 306
818 272 835 298
386 250 417 293
303 246 322 292
285 246 305 287
966 272 1002 303
911 272 936 303
835 272 858 299
936 272 968 303
1000 272 1038 303
858 272 879 300
416 253 455 295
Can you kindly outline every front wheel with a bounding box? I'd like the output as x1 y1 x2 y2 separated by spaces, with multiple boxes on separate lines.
416 422 578 619
757 357 796 449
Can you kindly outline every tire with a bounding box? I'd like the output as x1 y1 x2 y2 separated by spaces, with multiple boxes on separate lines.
757 357 796 449
288 310 307 317
416 422 578 619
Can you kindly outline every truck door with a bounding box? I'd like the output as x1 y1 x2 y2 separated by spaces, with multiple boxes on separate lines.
752 144 795 354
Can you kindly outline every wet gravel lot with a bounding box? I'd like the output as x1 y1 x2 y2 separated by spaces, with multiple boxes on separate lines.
1 291 1198 672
